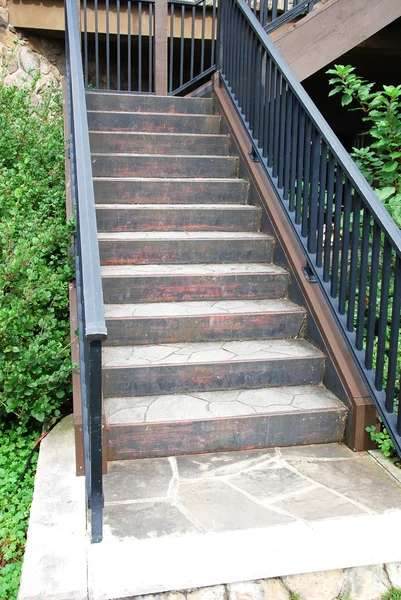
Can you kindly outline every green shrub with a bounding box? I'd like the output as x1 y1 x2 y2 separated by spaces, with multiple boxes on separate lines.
0 422 40 600
0 71 74 425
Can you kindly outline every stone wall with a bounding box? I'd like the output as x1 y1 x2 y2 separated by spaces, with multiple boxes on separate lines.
0 0 64 102
137 564 401 600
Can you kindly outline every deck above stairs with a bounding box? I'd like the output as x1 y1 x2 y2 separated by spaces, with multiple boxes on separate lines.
87 90 348 460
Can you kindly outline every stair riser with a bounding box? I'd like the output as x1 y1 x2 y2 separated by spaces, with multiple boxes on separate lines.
94 179 249 205
88 112 221 134
106 409 347 460
99 238 273 265
91 155 238 178
86 93 213 114
104 311 304 345
89 132 230 155
96 207 261 233
103 356 324 397
102 273 289 303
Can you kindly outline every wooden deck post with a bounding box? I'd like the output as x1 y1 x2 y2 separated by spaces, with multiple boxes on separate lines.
154 0 168 95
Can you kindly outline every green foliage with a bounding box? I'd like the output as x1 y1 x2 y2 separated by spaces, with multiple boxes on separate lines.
366 425 396 458
327 65 401 226
382 590 401 600
0 422 40 600
0 67 74 425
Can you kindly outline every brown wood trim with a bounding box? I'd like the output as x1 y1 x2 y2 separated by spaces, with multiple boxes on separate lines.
154 0 168 96
213 73 378 451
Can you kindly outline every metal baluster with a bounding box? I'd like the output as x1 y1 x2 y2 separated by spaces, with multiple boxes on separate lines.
375 239 391 390
277 80 287 189
169 4 174 93
365 221 381 368
322 155 335 282
94 0 99 88
307 130 321 254
289 99 298 212
190 4 195 81
316 141 327 267
355 210 371 349
283 89 292 200
149 2 153 93
386 257 401 412
138 1 142 91
211 0 217 66
346 193 361 332
301 118 312 237
338 180 352 313
106 0 110 89
295 109 305 224
330 167 344 297
117 0 121 90
127 0 131 91
201 0 206 74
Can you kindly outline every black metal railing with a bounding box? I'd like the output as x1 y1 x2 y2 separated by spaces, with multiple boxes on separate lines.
66 0 107 543
219 0 401 455
80 0 314 94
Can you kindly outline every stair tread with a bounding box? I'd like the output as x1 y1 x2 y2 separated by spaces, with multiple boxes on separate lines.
93 177 247 183
89 132 229 139
87 110 220 118
102 338 324 368
101 262 288 276
98 231 269 240
104 298 303 318
105 384 345 425
96 203 258 211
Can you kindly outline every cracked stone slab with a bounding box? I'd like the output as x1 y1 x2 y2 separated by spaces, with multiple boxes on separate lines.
102 338 324 367
279 442 357 460
228 462 313 502
103 500 201 541
285 455 401 512
175 449 276 480
269 486 369 520
176 480 295 531
104 385 342 424
103 457 172 503
104 298 302 318
101 262 288 276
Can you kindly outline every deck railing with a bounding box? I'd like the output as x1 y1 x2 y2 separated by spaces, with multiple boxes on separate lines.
65 0 107 543
219 0 401 455
80 0 314 94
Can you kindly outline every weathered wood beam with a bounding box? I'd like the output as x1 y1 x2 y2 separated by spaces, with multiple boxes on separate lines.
270 0 401 81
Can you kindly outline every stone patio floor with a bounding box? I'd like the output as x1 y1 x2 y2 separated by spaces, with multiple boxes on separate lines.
18 415 401 600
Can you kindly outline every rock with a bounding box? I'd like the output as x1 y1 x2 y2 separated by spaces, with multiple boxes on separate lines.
0 26 16 48
5 52 17 73
40 57 50 75
228 581 267 600
341 565 391 600
264 579 291 600
0 0 8 8
19 46 40 74
385 562 401 589
282 570 343 600
187 586 226 600
0 6 8 27
10 68 33 88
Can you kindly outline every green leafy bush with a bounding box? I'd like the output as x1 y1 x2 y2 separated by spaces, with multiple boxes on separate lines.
0 422 40 600
327 65 401 226
0 70 74 425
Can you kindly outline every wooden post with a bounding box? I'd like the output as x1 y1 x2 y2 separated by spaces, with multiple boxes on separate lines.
154 0 168 95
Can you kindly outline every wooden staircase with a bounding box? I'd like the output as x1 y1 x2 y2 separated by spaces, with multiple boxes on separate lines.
87 91 347 461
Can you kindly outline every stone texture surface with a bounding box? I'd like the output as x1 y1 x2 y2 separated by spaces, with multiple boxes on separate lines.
385 561 401 588
341 565 391 600
283 570 343 600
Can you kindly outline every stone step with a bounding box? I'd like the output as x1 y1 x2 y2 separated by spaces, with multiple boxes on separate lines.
86 91 214 114
87 111 221 134
91 153 238 178
105 385 347 459
96 204 261 233
102 338 325 398
89 132 230 155
101 263 290 303
104 298 305 345
98 231 273 265
93 177 249 205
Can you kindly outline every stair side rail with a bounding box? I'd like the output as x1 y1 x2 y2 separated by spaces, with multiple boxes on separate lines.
65 0 107 543
218 0 401 455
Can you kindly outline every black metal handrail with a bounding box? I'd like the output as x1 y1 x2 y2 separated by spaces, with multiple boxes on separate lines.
65 0 107 543
219 0 401 455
